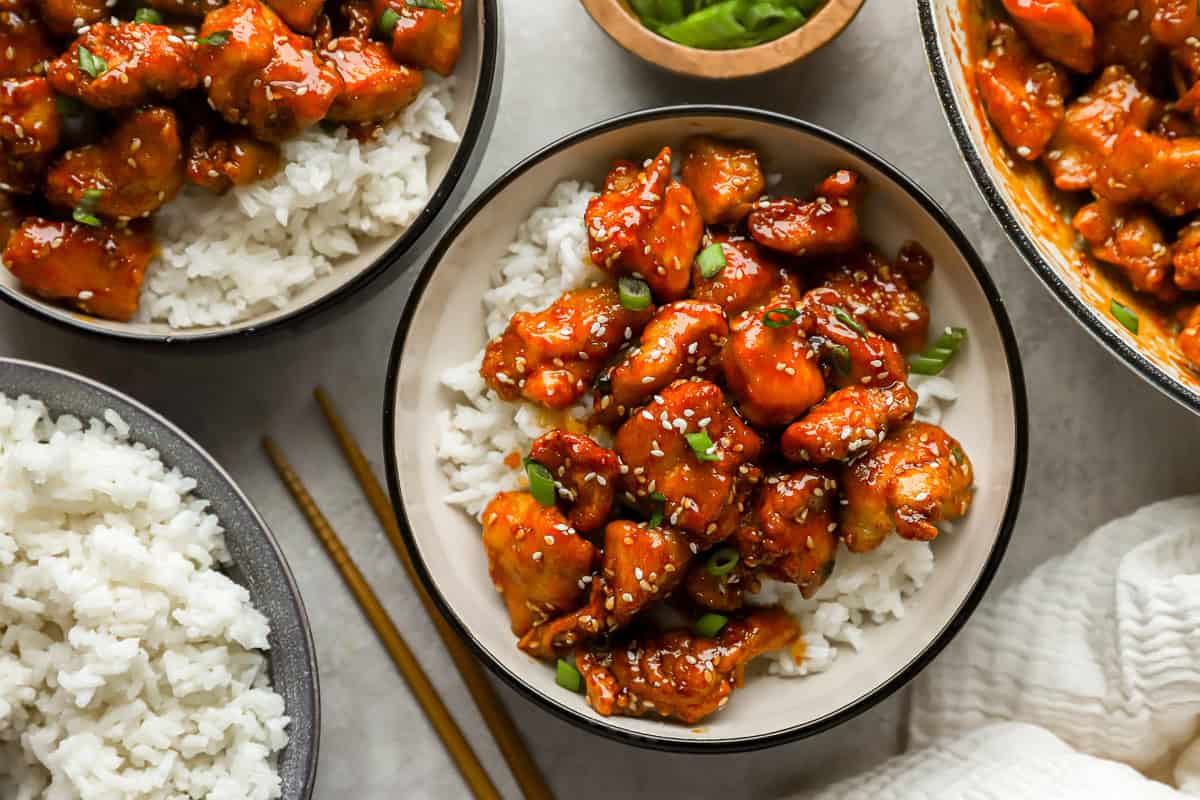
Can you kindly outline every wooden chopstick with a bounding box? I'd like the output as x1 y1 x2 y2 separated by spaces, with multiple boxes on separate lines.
262 438 502 800
313 387 555 800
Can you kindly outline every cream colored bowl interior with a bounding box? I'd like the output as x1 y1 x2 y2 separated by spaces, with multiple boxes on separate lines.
0 3 490 340
390 113 1023 746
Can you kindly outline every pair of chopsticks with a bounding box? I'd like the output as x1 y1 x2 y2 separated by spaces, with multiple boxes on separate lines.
263 388 554 800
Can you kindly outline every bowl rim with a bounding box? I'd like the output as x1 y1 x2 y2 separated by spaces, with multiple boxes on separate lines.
0 356 321 794
382 104 1029 752
0 0 500 347
578 0 867 79
917 0 1200 417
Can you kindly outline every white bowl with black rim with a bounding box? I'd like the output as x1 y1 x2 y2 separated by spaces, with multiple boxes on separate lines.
384 107 1028 750
0 0 500 345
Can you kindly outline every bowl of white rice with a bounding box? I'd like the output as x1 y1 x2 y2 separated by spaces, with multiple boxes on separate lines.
0 1 500 345
384 107 1027 750
0 357 317 797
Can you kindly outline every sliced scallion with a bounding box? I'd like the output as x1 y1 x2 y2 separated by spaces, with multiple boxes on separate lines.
762 307 799 328
706 546 739 576
618 276 651 311
378 7 401 34
555 658 583 692
697 242 726 279
133 7 163 23
77 45 107 78
831 306 866 336
825 342 851 376
196 30 231 45
693 613 729 638
72 188 104 227
406 0 447 8
685 430 720 462
909 326 967 376
1110 298 1139 335
524 458 556 507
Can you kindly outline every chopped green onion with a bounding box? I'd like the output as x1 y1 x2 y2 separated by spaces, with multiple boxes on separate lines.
133 7 163 23
706 546 739 576
685 430 720 462
762 307 799 328
909 327 968 376
1110 298 1139 335
618 276 652 311
378 7 401 34
951 446 965 466
524 458 556 507
697 243 726 279
831 306 866 336
72 188 104 227
825 342 851 376
197 30 231 45
77 45 107 78
648 506 663 529
555 658 583 692
55 94 82 115
649 491 666 502
693 612 728 638
406 0 447 8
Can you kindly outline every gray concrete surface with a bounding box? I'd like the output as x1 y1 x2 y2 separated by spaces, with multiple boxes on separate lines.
3 2 1199 798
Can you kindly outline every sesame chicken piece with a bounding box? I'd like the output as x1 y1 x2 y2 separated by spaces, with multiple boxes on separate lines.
528 431 620 533
746 169 861 258
1044 66 1160 193
518 520 692 659
34 0 103 37
817 246 932 354
1178 304 1200 367
341 0 374 39
576 607 799 724
976 21 1070 161
1145 0 1198 47
614 379 762 544
1073 199 1177 302
734 468 838 599
45 106 183 221
3 218 153 321
186 122 281 193
265 0 324 32
722 301 826 429
0 2 55 78
599 300 729 417
839 422 974 553
1000 0 1096 73
373 0 461 75
1173 220 1200 291
680 135 766 226
781 383 918 465
688 233 800 317
585 147 704 302
324 36 423 124
481 491 598 638
480 285 654 411
0 76 59 194
800 286 910 388
1079 0 1158 85
48 23 199 110
683 557 752 612
1094 128 1200 216
195 0 343 141
144 0 225 17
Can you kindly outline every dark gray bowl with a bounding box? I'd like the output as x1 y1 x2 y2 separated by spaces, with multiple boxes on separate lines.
0 357 319 798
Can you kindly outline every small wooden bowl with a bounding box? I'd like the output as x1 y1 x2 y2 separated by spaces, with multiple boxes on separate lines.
580 0 866 79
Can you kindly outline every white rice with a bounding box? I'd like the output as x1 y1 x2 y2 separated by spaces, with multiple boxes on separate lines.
436 182 958 678
0 394 289 799
138 76 459 328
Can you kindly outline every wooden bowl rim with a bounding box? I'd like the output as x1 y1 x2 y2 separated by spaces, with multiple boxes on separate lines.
579 0 867 79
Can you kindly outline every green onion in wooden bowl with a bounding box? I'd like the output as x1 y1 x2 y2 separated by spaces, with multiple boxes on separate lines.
629 0 826 50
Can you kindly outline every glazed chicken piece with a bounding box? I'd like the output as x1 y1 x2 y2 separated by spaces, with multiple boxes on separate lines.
527 431 620 533
1000 0 1096 73
1044 67 1160 193
840 421 974 553
144 0 225 16
735 468 838 598
599 300 728 417
0 2 55 78
722 302 826 428
1146 0 1198 46
801 286 909 389
1173 220 1200 291
818 246 931 353
3 218 154 321
48 23 199 110
518 521 692 659
374 0 461 76
186 123 282 193
680 135 765 225
266 0 324 32
1178 304 1200 367
782 383 917 464
324 37 423 124
977 21 1070 161
688 233 798 317
1072 200 1177 302
747 169 861 258
1095 128 1200 216
683 558 752 612
341 0 374 39
1078 0 1158 84
586 148 704 301
614 379 762 544
35 0 103 36
46 107 183 221
576 607 799 724
480 285 653 410
0 76 60 194
195 0 343 141
481 491 598 637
